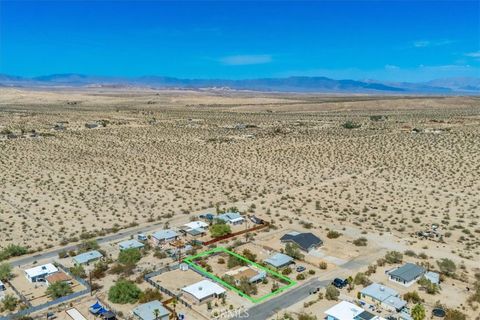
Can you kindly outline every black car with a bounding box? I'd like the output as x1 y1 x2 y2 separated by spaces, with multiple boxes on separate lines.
332 278 347 288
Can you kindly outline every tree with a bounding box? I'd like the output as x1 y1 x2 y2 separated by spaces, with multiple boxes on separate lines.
353 272 371 286
2 294 19 311
46 282 73 299
411 304 426 320
238 277 257 296
108 279 141 304
285 243 304 260
404 291 423 303
0 263 13 281
325 285 340 300
210 221 231 238
70 265 86 278
437 258 456 277
118 248 142 266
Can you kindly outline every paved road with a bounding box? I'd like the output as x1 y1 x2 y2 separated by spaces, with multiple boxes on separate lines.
9 219 173 267
235 278 330 320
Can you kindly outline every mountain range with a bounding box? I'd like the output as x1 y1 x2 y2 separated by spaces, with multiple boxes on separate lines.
1 74 479 94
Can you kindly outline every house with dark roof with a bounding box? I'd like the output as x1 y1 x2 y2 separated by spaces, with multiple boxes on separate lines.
387 263 426 287
280 231 323 252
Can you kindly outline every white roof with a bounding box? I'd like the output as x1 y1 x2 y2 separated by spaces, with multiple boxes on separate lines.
183 221 208 230
25 263 58 278
324 301 363 320
66 308 87 320
182 279 225 300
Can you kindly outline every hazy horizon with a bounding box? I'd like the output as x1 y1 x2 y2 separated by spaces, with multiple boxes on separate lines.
1 1 479 82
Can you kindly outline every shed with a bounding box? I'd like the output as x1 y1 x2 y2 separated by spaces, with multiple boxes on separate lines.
424 271 440 285
73 250 103 265
132 300 170 320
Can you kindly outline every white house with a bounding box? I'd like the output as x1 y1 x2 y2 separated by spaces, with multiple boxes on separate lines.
216 212 245 225
181 279 226 304
183 221 208 231
24 263 58 283
325 300 387 320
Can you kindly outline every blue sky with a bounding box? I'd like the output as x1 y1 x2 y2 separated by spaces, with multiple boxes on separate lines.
0 1 479 82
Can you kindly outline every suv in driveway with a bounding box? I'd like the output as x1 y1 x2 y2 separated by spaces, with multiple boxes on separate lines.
332 278 348 288
296 266 306 272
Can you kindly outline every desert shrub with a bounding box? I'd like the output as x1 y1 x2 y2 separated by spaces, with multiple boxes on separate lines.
297 313 317 320
325 285 340 300
1 294 19 311
437 258 456 277
354 272 371 286
342 121 361 129
319 261 327 270
296 273 305 280
0 245 28 261
138 288 163 303
242 249 257 262
0 263 13 281
404 250 417 257
108 279 141 304
384 251 403 264
282 267 292 275
326 230 341 239
47 282 73 299
418 277 439 294
403 291 423 303
353 237 368 246
444 308 466 320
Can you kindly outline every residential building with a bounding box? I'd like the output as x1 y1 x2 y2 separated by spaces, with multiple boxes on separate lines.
360 283 407 312
280 231 323 252
24 263 59 283
324 301 387 320
225 266 266 285
387 263 426 287
181 279 226 304
132 300 170 320
151 229 178 246
73 250 103 265
118 239 145 251
216 212 245 225
264 252 294 269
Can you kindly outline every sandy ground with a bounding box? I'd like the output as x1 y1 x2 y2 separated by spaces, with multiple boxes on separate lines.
1 88 479 318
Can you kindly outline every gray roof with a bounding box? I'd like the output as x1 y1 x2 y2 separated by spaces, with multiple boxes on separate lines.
388 263 426 282
383 295 407 311
217 212 244 222
264 252 294 268
187 228 205 236
73 250 103 264
280 232 323 251
133 301 170 320
119 239 144 250
424 271 440 284
361 283 399 302
152 229 178 241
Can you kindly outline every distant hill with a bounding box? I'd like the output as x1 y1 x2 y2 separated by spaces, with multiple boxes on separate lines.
0 73 479 94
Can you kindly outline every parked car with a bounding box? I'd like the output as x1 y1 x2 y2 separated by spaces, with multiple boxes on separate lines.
332 278 347 288
296 266 306 272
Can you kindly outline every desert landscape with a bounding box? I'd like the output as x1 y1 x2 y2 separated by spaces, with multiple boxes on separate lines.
0 88 479 319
